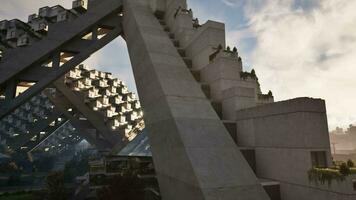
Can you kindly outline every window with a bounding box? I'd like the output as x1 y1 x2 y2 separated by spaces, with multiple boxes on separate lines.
10 31 16 37
311 151 327 168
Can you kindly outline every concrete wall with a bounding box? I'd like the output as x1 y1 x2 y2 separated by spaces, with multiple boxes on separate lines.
222 87 256 120
235 97 356 199
280 178 356 200
184 21 226 70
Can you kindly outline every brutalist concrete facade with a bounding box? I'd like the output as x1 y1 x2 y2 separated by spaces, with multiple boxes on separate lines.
0 0 355 199
124 0 270 199
133 0 356 199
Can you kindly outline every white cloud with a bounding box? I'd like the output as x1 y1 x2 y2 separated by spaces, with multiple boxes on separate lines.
221 0 238 7
234 0 356 129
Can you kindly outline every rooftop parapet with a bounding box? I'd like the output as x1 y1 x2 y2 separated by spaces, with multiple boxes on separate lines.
209 45 241 63
236 97 326 121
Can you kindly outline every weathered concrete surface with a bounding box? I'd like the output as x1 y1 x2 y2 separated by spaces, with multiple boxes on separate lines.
123 0 270 199
235 97 356 199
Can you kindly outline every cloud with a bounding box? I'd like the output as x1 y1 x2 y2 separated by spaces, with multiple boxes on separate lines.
234 0 356 129
84 37 137 94
221 0 238 7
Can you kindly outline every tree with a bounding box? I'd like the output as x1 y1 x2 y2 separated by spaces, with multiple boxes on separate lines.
46 171 66 200
63 150 90 183
268 90 273 97
251 69 256 76
97 171 146 200
339 163 351 176
7 174 21 186
347 159 354 168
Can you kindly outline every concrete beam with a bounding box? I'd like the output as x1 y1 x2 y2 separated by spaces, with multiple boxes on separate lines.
54 81 123 148
45 89 114 151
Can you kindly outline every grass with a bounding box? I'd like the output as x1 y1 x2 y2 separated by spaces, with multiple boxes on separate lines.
0 191 43 200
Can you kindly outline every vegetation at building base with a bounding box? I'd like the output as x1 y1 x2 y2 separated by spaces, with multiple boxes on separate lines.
93 157 160 200
0 150 91 200
0 171 73 200
63 150 90 183
96 170 160 200
46 171 67 200
0 153 65 188
308 159 356 186
0 191 44 200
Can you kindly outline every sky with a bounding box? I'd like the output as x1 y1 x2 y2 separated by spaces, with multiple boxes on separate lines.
1 0 355 130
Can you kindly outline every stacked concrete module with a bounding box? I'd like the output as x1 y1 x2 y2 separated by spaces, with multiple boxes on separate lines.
0 92 69 154
64 64 144 140
0 1 89 65
0 4 84 52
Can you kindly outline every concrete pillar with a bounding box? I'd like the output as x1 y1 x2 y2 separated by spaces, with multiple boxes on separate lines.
123 0 270 199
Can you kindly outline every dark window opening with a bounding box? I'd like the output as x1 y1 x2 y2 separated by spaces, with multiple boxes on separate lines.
311 151 327 168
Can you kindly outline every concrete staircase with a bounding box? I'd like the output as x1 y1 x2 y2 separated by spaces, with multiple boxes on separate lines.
155 12 281 200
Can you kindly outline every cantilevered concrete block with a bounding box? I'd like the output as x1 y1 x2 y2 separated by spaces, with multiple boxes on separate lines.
185 21 226 70
201 52 242 101
235 98 336 196
222 87 256 120
123 0 270 199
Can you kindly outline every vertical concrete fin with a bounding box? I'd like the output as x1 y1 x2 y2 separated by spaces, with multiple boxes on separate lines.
123 0 270 199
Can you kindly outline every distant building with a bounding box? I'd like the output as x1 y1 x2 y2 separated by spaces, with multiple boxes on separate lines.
330 125 356 161
88 155 159 199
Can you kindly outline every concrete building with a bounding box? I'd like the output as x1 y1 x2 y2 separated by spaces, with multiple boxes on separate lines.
0 0 355 199
330 125 356 162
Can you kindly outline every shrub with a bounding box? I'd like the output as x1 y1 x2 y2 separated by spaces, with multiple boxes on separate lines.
339 163 351 176
46 171 66 200
347 159 354 168
308 168 345 186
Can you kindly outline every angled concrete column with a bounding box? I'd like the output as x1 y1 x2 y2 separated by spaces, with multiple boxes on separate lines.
123 0 270 199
